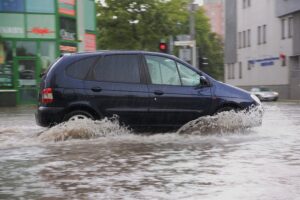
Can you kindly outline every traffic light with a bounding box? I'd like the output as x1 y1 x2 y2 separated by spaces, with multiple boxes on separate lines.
199 56 208 68
159 42 168 53
280 53 286 66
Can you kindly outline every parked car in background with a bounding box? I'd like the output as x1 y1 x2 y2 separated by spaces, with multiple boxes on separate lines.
250 87 279 101
36 51 262 128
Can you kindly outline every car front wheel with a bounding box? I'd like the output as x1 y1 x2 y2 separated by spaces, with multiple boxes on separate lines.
63 110 94 122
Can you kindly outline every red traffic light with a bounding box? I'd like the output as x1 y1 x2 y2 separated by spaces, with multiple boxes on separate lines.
280 53 286 60
159 42 168 53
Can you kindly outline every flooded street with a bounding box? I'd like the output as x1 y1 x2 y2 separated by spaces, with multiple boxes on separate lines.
0 103 300 200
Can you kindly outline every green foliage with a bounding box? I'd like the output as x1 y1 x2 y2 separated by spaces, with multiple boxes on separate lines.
96 0 224 80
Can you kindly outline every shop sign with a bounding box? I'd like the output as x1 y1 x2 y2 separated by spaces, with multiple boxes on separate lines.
0 14 25 38
84 33 96 51
26 0 54 13
248 57 279 67
60 29 76 41
28 27 54 35
26 14 55 39
60 43 77 53
58 0 76 16
0 27 24 35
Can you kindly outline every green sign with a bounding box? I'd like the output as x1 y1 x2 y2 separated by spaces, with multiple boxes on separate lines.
84 0 95 31
0 13 25 38
26 0 54 13
26 14 56 39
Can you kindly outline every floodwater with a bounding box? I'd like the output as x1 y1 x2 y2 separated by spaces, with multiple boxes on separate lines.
0 103 299 200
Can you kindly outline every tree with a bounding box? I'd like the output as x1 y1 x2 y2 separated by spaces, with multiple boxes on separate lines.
97 0 183 50
195 7 224 80
96 0 224 80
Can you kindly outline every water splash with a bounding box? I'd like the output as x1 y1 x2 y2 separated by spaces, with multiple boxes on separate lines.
38 106 263 142
177 106 263 135
39 116 131 142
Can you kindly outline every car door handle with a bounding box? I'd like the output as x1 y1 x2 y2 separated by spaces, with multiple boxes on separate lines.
91 87 102 92
154 90 164 95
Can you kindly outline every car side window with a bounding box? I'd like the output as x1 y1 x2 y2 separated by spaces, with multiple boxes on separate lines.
93 54 140 83
177 62 201 86
145 55 181 86
66 56 98 80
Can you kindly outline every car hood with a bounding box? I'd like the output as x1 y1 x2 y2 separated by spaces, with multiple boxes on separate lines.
213 81 251 99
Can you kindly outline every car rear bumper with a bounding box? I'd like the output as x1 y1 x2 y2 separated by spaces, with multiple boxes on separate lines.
35 106 65 127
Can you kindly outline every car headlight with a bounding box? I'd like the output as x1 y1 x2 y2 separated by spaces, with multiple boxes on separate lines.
251 94 261 105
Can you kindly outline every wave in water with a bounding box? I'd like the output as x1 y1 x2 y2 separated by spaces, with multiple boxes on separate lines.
39 116 131 142
39 107 262 142
177 107 262 135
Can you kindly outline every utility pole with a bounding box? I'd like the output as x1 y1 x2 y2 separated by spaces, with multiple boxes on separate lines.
189 0 197 68
189 0 196 40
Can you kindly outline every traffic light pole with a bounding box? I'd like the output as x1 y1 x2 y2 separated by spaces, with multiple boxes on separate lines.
189 0 197 68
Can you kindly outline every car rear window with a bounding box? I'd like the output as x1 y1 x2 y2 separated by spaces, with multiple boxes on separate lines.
93 54 140 83
66 56 98 80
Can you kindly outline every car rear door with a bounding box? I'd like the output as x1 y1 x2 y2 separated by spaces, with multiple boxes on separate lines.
143 54 212 125
84 53 149 125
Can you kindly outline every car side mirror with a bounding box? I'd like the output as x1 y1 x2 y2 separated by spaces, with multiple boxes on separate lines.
199 76 210 87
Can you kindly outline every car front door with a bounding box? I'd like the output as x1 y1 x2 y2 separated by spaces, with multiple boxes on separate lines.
143 55 212 126
84 53 149 126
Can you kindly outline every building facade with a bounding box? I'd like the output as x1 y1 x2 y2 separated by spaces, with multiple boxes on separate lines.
0 0 96 106
202 0 224 37
224 0 300 99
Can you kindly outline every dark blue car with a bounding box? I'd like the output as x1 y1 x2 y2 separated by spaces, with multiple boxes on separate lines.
36 51 261 128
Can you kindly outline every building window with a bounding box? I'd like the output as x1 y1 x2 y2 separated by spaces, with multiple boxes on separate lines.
16 41 37 57
248 61 251 70
243 0 251 8
227 64 235 79
243 31 246 48
238 32 242 49
281 18 286 39
243 0 247 9
239 62 242 79
40 42 56 71
0 0 25 12
0 41 14 88
257 26 261 45
232 63 235 79
288 17 293 38
227 64 231 79
263 25 267 44
248 29 251 47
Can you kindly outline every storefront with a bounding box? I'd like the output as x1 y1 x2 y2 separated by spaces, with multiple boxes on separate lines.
0 0 96 106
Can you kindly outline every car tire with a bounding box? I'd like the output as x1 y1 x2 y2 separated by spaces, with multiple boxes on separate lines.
63 110 95 122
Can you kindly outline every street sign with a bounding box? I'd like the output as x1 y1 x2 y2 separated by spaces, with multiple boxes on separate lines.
174 40 195 47
176 34 191 41
179 49 191 62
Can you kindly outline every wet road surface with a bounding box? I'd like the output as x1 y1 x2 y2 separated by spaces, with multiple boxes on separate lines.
0 103 299 200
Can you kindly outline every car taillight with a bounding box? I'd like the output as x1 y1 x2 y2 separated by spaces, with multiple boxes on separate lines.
42 88 53 104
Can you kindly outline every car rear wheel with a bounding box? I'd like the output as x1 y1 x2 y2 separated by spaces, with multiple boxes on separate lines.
64 110 94 122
